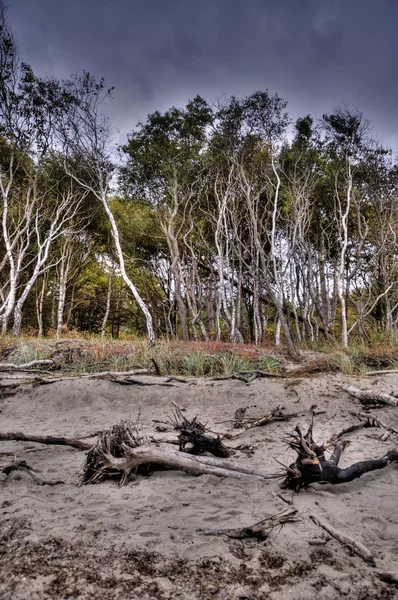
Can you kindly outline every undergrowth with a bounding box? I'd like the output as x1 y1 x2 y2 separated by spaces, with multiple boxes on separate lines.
0 338 284 377
1 335 398 376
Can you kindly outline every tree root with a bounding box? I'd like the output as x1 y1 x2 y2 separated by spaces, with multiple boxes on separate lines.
170 404 231 458
281 407 398 490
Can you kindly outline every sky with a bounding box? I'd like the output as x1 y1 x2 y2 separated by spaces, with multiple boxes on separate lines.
7 0 398 148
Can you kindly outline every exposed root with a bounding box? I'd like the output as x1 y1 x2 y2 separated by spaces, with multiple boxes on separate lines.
171 403 231 458
281 408 398 491
82 420 144 485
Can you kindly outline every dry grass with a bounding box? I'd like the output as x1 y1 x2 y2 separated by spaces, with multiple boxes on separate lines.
2 334 398 377
0 337 284 377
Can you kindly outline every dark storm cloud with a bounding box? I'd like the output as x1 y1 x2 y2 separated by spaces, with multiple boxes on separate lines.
8 0 398 147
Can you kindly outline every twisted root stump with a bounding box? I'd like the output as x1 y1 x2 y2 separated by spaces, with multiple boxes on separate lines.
281 407 398 490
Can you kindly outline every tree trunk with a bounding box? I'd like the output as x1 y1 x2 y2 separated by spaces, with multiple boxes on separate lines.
101 273 112 338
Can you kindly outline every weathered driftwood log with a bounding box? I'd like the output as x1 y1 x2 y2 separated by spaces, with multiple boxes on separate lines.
310 514 375 565
0 359 55 371
201 508 298 539
110 378 176 387
364 369 398 376
31 369 151 384
1 459 64 486
342 385 398 407
281 408 398 491
81 420 281 485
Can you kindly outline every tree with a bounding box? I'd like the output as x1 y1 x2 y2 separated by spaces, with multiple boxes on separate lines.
59 73 156 344
120 96 213 341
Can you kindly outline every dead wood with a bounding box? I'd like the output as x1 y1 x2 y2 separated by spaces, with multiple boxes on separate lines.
0 431 91 450
310 514 375 565
212 370 286 384
350 410 398 440
328 421 369 442
220 405 296 440
81 419 281 485
164 376 192 384
0 360 55 371
83 444 282 484
170 404 231 458
200 508 298 539
2 460 64 486
110 378 176 387
26 369 151 384
281 411 398 490
272 491 294 506
364 369 398 376
342 385 398 407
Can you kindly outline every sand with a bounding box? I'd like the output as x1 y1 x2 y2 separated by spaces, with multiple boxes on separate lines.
1 369 398 599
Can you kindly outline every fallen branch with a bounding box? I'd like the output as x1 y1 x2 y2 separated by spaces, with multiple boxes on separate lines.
2 460 64 486
110 378 176 387
220 405 296 439
0 431 91 450
364 370 398 376
212 370 285 384
351 410 398 440
310 514 375 565
31 369 151 384
200 508 298 539
342 385 398 407
0 360 55 371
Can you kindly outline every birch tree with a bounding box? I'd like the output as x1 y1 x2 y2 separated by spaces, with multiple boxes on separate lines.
59 73 155 344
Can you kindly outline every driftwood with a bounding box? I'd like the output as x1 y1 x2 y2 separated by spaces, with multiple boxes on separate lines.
170 404 231 458
220 405 296 440
364 369 398 376
0 431 91 450
2 459 64 486
342 385 398 407
23 369 152 385
0 359 55 371
110 378 176 387
281 408 398 490
84 444 281 484
212 370 286 384
200 508 298 539
81 419 281 485
310 514 375 565
351 410 398 441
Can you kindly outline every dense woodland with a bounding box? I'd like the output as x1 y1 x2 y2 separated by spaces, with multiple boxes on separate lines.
1 3 398 357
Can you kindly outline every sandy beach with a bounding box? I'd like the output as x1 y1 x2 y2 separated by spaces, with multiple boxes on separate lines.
1 369 398 599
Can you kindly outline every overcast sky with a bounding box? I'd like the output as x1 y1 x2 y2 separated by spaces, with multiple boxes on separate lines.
7 0 398 148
